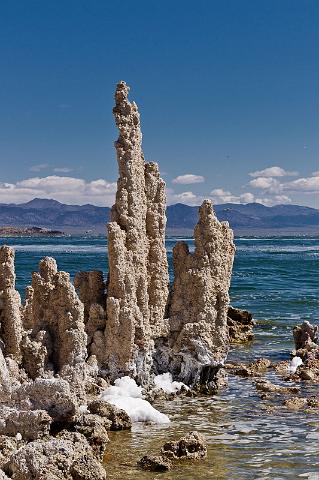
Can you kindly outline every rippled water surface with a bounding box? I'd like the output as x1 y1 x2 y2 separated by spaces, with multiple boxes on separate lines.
1 235 319 479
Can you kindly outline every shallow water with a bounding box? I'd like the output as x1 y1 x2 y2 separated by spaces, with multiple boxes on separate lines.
1 235 319 478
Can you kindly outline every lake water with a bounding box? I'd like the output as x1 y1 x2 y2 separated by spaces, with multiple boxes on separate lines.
1 235 319 479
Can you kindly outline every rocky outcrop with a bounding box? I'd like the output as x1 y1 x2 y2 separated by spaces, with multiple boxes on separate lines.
155 200 235 391
0 349 12 403
3 432 107 480
105 81 169 384
0 408 51 441
293 320 318 357
0 246 23 360
227 306 255 343
74 271 106 362
22 257 87 383
0 81 238 479
88 399 131 430
292 321 319 382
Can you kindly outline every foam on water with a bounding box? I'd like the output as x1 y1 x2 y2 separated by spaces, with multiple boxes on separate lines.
101 376 170 424
154 372 188 393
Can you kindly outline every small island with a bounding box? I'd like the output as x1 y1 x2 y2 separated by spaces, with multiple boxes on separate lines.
0 226 65 237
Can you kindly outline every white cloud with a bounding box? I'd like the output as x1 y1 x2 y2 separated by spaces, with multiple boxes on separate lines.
249 177 282 193
172 174 205 185
167 189 202 206
210 188 256 204
29 163 49 172
284 175 319 193
249 166 298 178
210 188 291 206
311 171 319 177
0 176 117 206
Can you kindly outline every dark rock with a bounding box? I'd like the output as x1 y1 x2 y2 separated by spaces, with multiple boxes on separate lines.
137 455 171 471
161 431 207 461
227 306 255 343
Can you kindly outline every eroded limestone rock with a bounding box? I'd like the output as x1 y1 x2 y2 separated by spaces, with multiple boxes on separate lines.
293 320 319 351
13 378 77 422
74 271 106 362
0 408 51 441
156 200 235 391
22 257 87 380
227 306 255 343
0 246 23 360
161 431 207 461
3 432 107 480
105 81 169 383
0 349 11 403
88 399 131 431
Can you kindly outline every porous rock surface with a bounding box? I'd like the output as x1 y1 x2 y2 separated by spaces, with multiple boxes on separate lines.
227 306 255 343
105 81 169 384
0 247 22 360
155 200 235 391
292 320 319 382
161 431 207 461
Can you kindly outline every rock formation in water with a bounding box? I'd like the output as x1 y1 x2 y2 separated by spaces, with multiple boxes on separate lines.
155 200 235 391
105 81 169 383
0 81 237 478
227 306 255 343
0 247 23 361
292 320 319 382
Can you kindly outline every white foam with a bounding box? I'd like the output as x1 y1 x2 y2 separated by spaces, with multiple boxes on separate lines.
101 376 170 424
154 372 188 394
288 356 303 374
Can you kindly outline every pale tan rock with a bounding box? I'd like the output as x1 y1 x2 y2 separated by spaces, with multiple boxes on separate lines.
0 246 23 360
161 431 207 461
3 432 107 480
156 200 235 390
0 349 11 403
0 408 51 441
105 81 169 383
293 320 318 353
22 257 87 378
13 378 77 422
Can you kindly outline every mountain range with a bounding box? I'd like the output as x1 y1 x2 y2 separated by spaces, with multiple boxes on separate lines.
0 198 319 235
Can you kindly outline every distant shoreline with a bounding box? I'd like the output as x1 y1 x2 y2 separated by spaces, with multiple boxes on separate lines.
0 226 65 237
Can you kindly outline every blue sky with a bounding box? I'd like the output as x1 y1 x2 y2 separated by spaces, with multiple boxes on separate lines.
1 0 319 207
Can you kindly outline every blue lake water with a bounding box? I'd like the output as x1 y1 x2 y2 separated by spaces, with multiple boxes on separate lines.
1 235 319 479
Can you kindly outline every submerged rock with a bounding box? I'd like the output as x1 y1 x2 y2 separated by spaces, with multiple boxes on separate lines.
137 455 171 472
161 431 207 461
255 379 300 395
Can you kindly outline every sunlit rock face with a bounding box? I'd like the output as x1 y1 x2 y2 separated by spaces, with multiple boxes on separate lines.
105 81 169 384
21 257 87 381
0 246 23 361
155 201 235 392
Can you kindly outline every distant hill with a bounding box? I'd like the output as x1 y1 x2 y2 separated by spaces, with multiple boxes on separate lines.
0 198 319 235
